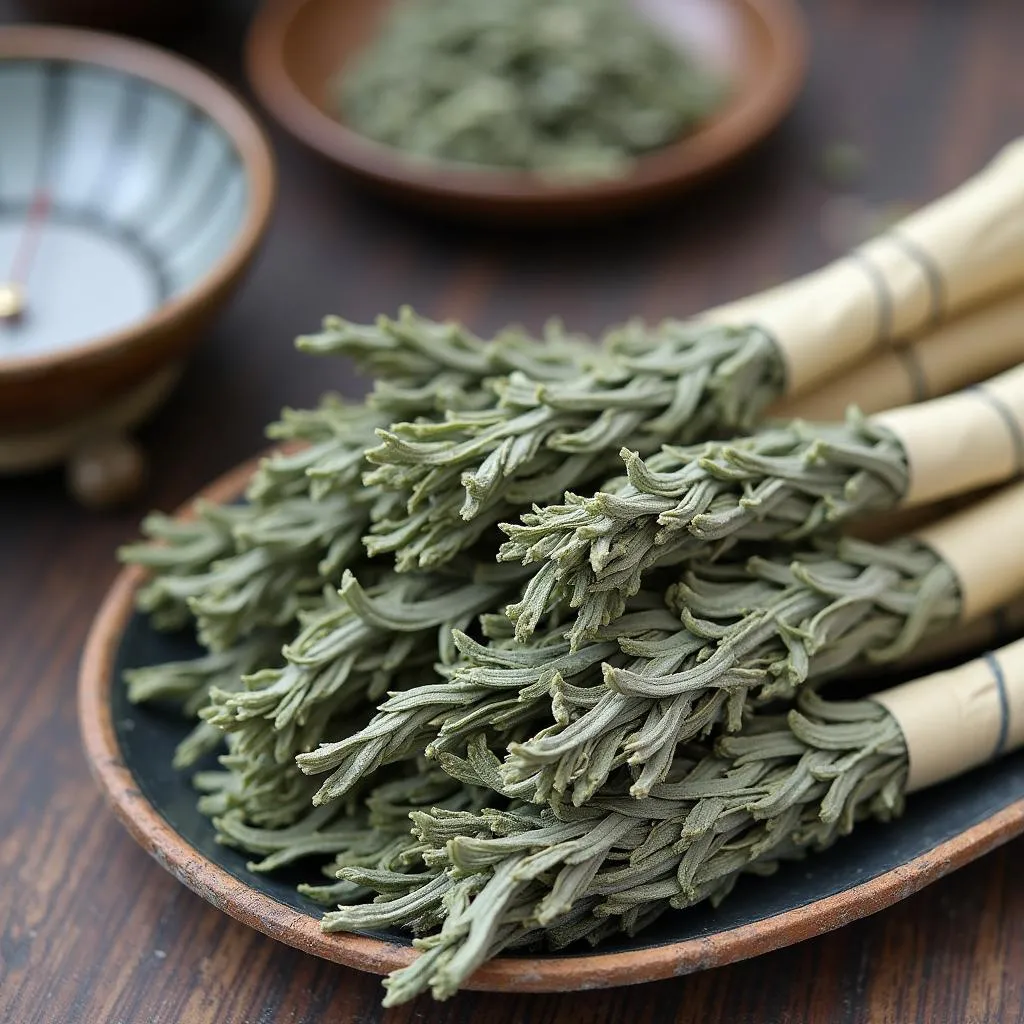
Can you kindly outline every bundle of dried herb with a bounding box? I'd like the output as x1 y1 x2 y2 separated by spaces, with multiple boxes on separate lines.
292 590 680 808
206 764 485 907
501 365 1024 646
117 141 1024 1009
500 533 956 803
316 314 783 572
304 482 1024 809
126 309 592 638
118 399 389 772
121 312 590 765
313 142 1024 576
321 637 1024 1004
295 539 932 810
336 0 722 178
199 562 521 826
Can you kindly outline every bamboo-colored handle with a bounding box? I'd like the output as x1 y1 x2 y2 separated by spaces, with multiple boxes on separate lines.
772 288 1024 421
873 363 1024 507
871 139 1024 331
705 140 1024 395
874 635 1024 792
915 481 1024 622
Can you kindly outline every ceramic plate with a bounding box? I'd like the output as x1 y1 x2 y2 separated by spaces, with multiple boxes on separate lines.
79 461 1024 992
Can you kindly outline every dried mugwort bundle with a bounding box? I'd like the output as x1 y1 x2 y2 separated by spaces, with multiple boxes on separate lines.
310 483 1024 812
501 364 1024 646
323 638 1024 1005
201 561 525 827
336 143 1024 575
312 312 783 572
292 591 683 809
119 311 589 765
502 481 1024 801
501 534 957 803
290 533 942 812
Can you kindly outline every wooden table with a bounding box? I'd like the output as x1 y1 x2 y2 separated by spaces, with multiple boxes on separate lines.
3 1 1024 1021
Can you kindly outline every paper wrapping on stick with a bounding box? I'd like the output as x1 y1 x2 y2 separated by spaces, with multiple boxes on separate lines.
703 261 879 394
873 363 1024 507
874 637 1024 792
912 289 1024 400
914 482 1024 622
704 139 1024 395
771 289 1024 421
889 140 1024 322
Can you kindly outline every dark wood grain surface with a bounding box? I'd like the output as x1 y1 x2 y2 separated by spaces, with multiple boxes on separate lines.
3 1 1024 1021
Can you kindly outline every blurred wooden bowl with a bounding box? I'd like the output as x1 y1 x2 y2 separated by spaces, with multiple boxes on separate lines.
246 0 807 222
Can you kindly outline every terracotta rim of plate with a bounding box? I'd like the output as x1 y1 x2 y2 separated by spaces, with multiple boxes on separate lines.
79 457 1024 992
245 0 808 216
0 25 276 381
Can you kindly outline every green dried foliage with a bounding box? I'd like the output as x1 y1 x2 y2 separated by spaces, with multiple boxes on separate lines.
121 398 387 651
123 309 589 646
120 308 971 1008
121 504 242 633
336 0 723 178
120 311 595 835
322 687 906 1005
211 766 486 906
501 536 954 802
299 535 954 814
500 412 908 647
204 564 517 821
299 308 595 388
293 592 682 809
124 631 286 768
353 317 783 573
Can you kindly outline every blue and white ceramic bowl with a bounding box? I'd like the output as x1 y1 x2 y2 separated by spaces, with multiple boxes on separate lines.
0 26 275 448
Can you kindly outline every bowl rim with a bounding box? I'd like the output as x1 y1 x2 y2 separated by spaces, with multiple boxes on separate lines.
0 25 276 381
244 0 807 210
78 455 1024 993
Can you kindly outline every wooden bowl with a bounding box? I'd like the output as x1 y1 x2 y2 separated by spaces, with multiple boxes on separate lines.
0 27 275 501
246 0 807 222
79 456 1024 993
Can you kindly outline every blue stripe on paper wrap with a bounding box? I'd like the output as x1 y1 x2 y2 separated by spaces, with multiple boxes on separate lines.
983 650 1011 758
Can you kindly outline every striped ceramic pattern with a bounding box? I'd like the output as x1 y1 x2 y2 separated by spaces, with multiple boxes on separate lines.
0 58 249 347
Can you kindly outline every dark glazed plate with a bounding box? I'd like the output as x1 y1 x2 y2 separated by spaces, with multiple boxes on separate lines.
79 459 1024 992
244 0 808 222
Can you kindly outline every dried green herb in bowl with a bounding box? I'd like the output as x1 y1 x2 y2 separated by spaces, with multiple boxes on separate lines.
334 0 725 179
